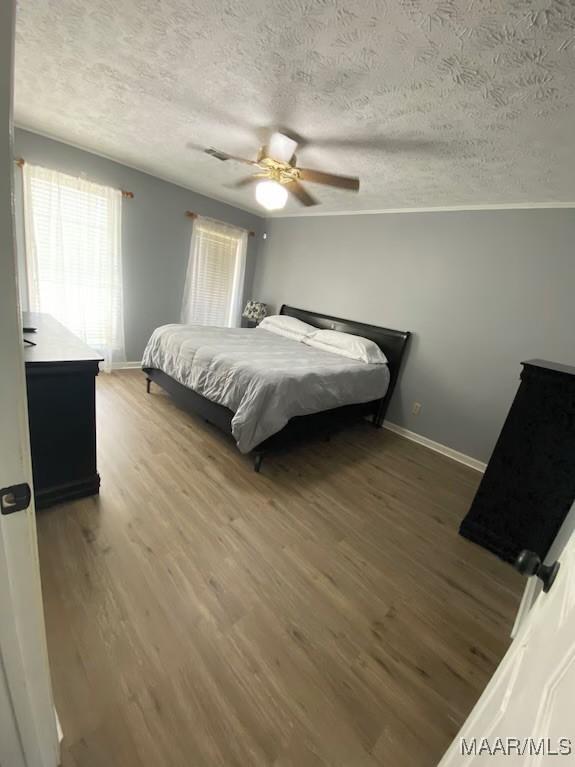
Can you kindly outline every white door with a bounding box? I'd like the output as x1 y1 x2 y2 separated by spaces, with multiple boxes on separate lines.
0 662 27 767
0 2 60 766
439 529 575 765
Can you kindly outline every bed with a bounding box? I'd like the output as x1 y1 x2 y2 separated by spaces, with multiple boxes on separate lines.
142 305 411 471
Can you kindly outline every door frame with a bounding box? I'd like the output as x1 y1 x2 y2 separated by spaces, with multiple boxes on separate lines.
0 2 60 765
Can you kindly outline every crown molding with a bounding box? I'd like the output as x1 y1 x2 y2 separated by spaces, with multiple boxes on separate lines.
268 201 575 219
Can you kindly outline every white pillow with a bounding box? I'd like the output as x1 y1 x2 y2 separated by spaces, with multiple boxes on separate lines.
258 314 316 341
304 329 387 364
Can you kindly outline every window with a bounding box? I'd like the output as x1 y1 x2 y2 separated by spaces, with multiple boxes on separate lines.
181 216 247 327
22 163 125 371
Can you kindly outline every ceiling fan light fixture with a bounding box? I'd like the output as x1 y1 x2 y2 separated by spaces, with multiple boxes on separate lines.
267 132 298 163
255 179 288 211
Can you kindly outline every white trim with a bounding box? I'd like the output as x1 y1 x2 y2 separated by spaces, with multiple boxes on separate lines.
383 420 486 473
0 3 60 762
0 645 26 767
511 577 538 639
54 708 63 745
14 125 265 220
271 201 575 218
111 361 141 370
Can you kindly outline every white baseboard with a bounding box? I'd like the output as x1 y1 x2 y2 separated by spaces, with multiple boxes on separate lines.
112 361 142 370
383 420 486 473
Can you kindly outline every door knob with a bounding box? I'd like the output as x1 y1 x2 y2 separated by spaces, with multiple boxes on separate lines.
514 549 560 593
0 483 32 515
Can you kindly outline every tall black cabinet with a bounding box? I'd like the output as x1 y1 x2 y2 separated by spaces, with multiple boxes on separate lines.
460 359 575 564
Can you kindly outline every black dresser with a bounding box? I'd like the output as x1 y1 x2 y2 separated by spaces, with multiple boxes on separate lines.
24 312 103 509
460 359 575 564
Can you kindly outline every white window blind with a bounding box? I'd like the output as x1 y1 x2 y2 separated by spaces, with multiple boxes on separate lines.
22 164 125 371
181 216 248 327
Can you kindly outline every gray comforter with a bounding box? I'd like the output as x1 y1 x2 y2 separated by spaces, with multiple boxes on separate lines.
142 325 390 453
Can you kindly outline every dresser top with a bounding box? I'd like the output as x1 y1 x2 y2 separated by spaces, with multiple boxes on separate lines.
23 312 104 365
522 358 575 378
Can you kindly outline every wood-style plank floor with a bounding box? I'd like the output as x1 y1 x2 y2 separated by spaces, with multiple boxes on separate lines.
36 370 522 767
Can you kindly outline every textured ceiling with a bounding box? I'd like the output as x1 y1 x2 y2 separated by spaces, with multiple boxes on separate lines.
14 0 575 216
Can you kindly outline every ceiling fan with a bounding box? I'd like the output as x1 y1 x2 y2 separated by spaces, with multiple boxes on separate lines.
204 132 360 210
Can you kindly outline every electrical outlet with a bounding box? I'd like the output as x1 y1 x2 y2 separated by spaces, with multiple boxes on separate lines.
412 401 422 416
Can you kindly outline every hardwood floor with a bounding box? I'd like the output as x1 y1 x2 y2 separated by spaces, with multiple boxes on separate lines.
36 370 522 767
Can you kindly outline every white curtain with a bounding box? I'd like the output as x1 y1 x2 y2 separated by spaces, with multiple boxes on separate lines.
181 216 247 327
22 163 125 372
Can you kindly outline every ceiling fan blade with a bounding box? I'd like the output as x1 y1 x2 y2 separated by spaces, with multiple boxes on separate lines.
267 132 298 163
226 176 258 189
204 148 257 165
286 181 319 207
298 168 360 191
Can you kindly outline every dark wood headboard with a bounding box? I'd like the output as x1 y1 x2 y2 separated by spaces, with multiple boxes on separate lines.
279 304 411 420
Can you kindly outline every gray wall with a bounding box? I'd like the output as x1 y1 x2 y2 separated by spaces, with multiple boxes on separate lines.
14 129 264 361
254 209 575 463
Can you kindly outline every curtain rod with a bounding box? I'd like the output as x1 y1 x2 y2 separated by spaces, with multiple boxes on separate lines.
185 210 255 237
14 158 134 199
